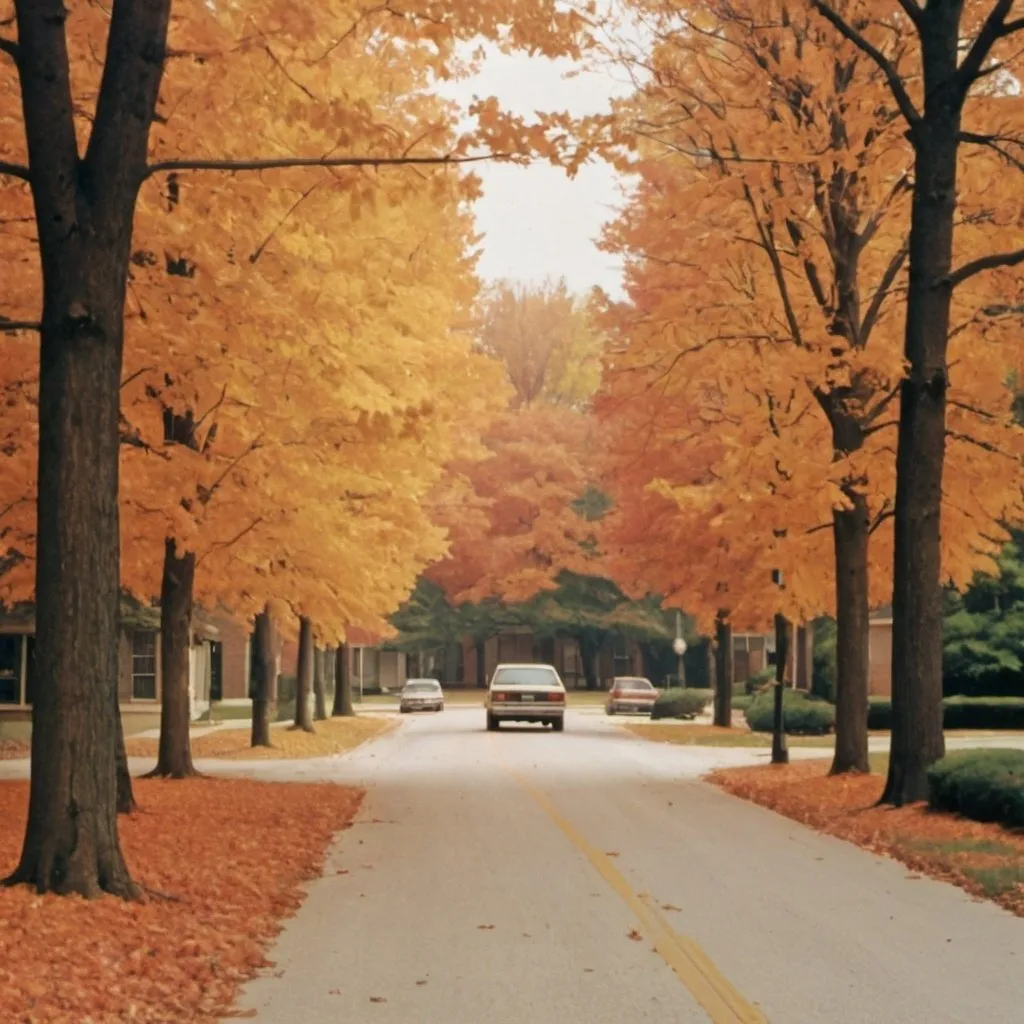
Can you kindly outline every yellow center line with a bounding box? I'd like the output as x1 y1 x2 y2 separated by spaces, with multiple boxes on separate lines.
501 753 768 1024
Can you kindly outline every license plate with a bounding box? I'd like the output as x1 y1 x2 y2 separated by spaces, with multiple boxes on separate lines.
521 694 535 702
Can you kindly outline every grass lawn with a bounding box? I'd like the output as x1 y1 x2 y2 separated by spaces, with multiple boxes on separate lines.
708 759 1024 917
125 715 393 760
623 723 1024 749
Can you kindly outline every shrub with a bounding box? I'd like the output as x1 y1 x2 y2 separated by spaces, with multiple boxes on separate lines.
745 668 775 695
731 694 753 712
744 688 835 735
651 687 711 720
867 696 1024 731
927 749 1024 828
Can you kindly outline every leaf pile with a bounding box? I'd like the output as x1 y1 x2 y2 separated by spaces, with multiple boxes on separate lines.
125 715 393 761
0 778 362 1022
709 762 1024 917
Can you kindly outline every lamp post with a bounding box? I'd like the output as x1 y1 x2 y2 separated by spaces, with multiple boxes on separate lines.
771 569 789 765
673 610 687 689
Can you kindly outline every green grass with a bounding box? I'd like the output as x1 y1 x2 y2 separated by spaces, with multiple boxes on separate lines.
900 836 1024 898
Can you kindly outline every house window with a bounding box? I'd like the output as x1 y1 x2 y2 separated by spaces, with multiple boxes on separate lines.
131 631 158 700
0 635 22 704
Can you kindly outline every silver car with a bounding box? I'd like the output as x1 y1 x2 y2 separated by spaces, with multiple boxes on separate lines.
485 663 566 732
399 678 444 713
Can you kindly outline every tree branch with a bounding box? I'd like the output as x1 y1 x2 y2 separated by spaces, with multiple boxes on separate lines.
955 0 1016 96
894 0 922 27
145 151 508 180
0 36 18 61
0 317 41 333
806 1 921 128
946 247 1024 288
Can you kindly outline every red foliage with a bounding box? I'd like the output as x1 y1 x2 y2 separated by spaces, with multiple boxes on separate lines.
0 779 362 1022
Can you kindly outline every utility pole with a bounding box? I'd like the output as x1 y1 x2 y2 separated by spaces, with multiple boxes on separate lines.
771 570 789 765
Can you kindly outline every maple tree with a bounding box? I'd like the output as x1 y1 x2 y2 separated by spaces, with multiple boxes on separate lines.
806 0 1024 803
0 0 590 897
597 0 1024 774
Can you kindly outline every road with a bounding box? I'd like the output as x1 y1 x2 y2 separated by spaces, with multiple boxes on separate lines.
212 707 1024 1024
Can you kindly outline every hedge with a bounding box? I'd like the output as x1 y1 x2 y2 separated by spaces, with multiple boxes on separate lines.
868 696 1024 731
651 687 711 720
927 749 1024 828
744 688 835 735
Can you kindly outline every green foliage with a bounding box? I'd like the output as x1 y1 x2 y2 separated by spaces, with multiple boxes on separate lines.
651 687 711 720
744 688 835 735
868 696 1024 730
927 749 1024 828
943 532 1024 697
731 694 753 711
746 668 775 695
811 617 837 702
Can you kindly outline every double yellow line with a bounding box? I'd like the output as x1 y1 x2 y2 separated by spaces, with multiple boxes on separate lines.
507 764 768 1024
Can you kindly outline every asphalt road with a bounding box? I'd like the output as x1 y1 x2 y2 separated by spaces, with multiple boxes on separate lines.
217 707 1024 1024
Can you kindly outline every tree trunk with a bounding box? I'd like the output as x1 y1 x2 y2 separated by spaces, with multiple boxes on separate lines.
146 538 198 778
313 645 328 721
475 638 487 688
251 607 277 747
771 614 790 765
881 42 961 805
332 642 355 716
294 617 315 732
580 635 600 691
5 0 171 899
115 693 136 815
713 612 732 728
830 500 870 775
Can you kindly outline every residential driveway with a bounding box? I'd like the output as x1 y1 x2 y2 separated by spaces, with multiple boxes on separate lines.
189 707 1024 1024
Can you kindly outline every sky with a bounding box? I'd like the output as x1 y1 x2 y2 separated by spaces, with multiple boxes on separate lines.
438 49 635 299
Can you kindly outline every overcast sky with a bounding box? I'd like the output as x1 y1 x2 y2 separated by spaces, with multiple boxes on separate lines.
438 48 634 298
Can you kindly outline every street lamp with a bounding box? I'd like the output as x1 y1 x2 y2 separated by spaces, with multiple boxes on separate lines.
673 636 687 688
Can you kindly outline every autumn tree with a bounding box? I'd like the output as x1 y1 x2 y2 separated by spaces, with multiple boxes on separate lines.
598 0 1024 772
0 0 589 896
808 0 1024 803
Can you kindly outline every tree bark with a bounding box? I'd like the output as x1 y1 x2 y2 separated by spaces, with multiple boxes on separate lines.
830 500 871 775
115 692 136 815
294 617 315 732
475 638 487 688
332 642 355 716
713 612 733 728
6 0 170 898
146 538 198 778
580 635 600 691
881 25 962 805
251 607 277 747
313 645 328 721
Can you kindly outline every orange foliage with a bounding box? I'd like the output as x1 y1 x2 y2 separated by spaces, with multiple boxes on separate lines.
595 0 1024 629
0 779 362 1023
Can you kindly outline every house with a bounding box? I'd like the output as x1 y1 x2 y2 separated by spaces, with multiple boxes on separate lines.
869 607 893 696
0 602 253 738
732 625 813 690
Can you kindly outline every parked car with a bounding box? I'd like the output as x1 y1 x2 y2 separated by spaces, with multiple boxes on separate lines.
485 663 566 732
399 678 444 713
605 676 658 715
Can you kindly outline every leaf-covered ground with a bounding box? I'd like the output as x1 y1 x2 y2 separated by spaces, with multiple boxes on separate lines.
125 714 393 760
709 761 1024 917
0 778 362 1023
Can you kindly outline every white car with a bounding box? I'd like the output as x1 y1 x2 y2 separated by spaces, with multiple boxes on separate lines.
485 663 566 732
399 678 444 713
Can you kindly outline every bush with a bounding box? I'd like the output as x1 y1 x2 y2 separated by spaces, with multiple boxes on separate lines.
745 668 775 695
867 696 1024 731
651 687 711 720
731 694 753 712
927 749 1024 827
744 688 835 735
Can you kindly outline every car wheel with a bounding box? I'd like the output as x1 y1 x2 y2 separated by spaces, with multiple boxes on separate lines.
486 713 498 731
605 705 615 716
552 716 564 733
400 707 408 714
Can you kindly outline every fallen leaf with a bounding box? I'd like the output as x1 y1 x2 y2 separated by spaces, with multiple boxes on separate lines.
477 924 495 930
661 904 681 913
370 996 387 1004
627 928 643 942
416 980 428 986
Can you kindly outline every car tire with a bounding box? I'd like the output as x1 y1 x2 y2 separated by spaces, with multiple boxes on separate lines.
605 705 615 716
486 713 498 731
400 707 409 714
552 716 564 733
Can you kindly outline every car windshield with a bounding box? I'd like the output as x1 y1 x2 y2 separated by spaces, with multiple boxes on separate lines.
492 667 560 688
616 678 653 690
404 681 440 692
